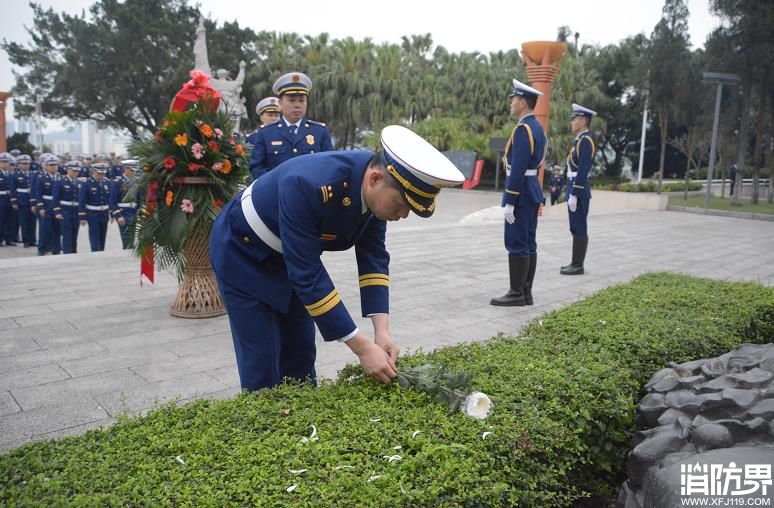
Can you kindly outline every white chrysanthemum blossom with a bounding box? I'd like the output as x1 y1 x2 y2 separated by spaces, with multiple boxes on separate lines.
461 392 492 420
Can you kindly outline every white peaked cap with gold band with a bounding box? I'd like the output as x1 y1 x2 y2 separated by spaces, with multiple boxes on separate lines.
272 72 313 96
255 96 281 115
570 103 597 119
509 79 543 98
379 125 465 218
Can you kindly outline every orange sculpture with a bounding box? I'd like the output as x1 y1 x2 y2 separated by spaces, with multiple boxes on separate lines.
521 42 567 185
0 92 10 153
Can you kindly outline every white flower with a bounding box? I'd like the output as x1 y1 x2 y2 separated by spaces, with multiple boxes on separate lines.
300 425 319 444
482 432 493 439
286 484 298 493
383 455 402 462
288 469 308 475
367 474 383 483
175 455 185 465
461 391 492 420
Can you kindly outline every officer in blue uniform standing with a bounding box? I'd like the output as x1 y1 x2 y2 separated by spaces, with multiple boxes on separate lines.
211 125 464 392
9 154 36 247
560 103 596 276
0 153 16 246
109 159 140 249
491 80 547 307
246 97 282 146
53 160 82 254
548 165 564 205
78 162 111 251
33 154 62 255
248 72 334 180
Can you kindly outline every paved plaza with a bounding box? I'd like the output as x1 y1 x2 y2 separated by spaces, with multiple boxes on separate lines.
1 188 773 452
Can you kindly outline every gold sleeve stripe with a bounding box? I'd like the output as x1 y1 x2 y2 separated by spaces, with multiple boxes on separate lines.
359 273 389 282
522 124 535 156
505 189 520 195
360 279 389 288
305 289 339 314
307 293 342 316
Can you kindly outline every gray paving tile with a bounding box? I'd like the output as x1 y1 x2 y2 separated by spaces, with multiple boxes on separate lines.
130 349 235 383
0 364 70 392
0 341 107 373
0 399 109 448
0 391 21 416
58 345 181 378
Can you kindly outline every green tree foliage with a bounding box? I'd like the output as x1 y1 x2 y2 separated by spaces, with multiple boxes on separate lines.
6 132 36 154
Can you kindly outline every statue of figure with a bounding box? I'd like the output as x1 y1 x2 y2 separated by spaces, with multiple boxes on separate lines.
210 63 247 133
191 18 247 132
193 18 211 74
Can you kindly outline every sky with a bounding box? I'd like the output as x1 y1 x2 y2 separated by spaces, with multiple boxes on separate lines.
1 0 720 132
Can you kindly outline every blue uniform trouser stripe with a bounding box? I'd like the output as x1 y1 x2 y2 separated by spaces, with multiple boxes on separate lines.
16 206 35 246
216 278 316 392
504 200 539 256
60 211 79 254
568 197 590 238
87 212 108 251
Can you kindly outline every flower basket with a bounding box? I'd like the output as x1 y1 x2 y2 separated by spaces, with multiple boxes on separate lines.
127 71 249 318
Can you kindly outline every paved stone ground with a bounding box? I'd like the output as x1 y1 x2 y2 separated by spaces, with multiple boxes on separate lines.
1 189 773 453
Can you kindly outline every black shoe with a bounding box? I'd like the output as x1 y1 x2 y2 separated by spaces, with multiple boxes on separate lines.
560 236 588 275
524 253 537 305
491 255 530 306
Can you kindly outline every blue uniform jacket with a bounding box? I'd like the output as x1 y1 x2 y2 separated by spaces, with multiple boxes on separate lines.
549 175 564 194
248 117 334 179
0 171 11 206
78 177 110 218
212 151 389 342
33 172 58 210
109 175 140 221
567 130 595 199
502 113 547 207
52 176 80 215
9 170 33 207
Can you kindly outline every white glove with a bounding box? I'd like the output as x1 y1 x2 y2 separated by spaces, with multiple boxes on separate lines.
503 204 515 224
568 194 578 213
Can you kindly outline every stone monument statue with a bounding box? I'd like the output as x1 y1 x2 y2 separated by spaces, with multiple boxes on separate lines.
192 18 247 133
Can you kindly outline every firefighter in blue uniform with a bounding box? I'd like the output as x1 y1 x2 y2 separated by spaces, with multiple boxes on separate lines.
109 159 140 249
0 153 16 246
53 161 82 254
549 165 564 205
560 103 596 276
78 162 111 251
491 80 547 307
248 72 334 180
33 154 62 255
246 97 282 146
9 154 36 247
211 125 464 392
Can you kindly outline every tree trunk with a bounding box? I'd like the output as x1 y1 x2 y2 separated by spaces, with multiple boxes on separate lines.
733 79 752 206
768 131 774 204
751 84 768 204
657 109 668 194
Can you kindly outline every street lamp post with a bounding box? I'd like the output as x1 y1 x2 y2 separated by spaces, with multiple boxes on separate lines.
701 72 739 209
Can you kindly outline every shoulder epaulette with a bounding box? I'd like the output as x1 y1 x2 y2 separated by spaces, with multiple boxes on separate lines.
307 119 327 127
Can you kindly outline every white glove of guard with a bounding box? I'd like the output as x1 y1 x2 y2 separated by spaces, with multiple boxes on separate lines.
568 194 578 213
503 204 515 224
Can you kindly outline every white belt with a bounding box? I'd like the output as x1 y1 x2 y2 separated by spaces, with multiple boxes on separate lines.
42 195 53 200
60 200 77 206
567 171 578 178
17 188 30 193
241 182 283 253
0 190 8 195
525 169 538 176
86 205 108 211
118 203 137 208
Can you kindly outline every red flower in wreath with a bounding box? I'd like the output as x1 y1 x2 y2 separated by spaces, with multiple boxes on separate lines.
188 162 204 173
207 140 220 153
163 156 176 170
235 144 244 155
212 199 224 210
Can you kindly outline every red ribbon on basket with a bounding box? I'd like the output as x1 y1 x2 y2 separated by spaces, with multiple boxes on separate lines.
169 70 221 113
140 180 159 286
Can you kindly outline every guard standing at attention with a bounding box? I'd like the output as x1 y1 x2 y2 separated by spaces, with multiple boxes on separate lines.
109 159 141 249
78 162 111 251
53 161 82 254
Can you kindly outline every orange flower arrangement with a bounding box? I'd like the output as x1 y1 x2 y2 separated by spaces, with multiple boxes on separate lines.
174 133 188 146
235 144 244 155
207 140 219 152
200 124 214 138
165 191 174 207
220 159 232 175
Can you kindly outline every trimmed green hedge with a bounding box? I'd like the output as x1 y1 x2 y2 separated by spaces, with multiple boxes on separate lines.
2 273 773 506
593 181 703 192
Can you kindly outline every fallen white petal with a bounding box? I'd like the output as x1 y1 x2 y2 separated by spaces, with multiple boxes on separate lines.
367 475 383 483
309 425 318 439
482 432 493 439
383 455 402 462
334 465 355 470
369 418 382 422
288 469 308 475
412 431 422 438
538 320 543 326
175 456 185 465
286 484 298 493
394 445 402 450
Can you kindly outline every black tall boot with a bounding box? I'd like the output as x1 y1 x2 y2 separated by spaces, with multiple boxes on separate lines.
490 255 530 306
524 253 537 305
560 236 588 275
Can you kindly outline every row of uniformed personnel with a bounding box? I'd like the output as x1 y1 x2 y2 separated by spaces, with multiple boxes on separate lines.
0 152 141 255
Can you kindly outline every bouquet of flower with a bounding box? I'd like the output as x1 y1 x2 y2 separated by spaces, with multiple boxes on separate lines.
127 91 249 281
396 364 493 420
